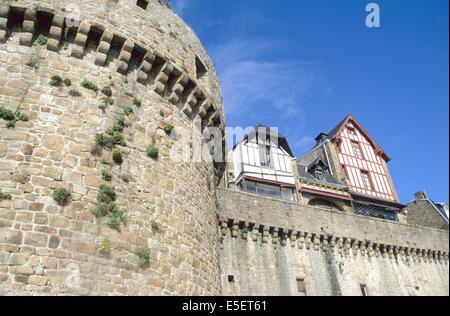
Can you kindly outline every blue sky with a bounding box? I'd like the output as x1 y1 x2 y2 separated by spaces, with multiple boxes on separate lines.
172 0 449 203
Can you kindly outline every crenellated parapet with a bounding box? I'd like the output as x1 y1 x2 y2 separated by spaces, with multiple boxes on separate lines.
219 218 449 264
0 2 225 141
217 189 449 265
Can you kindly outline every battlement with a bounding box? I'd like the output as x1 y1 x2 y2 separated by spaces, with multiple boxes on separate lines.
0 1 225 134
218 189 449 296
218 189 449 260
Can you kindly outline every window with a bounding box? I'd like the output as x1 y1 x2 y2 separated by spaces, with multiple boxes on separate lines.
360 171 372 191
351 141 363 159
314 170 324 181
296 278 307 296
360 284 369 296
354 202 399 222
348 127 356 136
136 0 149 10
259 145 273 168
228 275 235 283
242 181 294 201
308 199 342 212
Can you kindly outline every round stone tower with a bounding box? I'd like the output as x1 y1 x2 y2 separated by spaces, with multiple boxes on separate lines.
0 0 225 295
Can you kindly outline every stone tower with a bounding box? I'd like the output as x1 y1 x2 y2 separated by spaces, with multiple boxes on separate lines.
0 0 225 295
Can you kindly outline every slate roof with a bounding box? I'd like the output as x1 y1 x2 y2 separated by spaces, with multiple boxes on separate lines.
297 149 344 187
233 124 294 157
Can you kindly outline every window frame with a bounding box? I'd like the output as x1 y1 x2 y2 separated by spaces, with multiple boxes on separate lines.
360 171 373 191
351 141 364 159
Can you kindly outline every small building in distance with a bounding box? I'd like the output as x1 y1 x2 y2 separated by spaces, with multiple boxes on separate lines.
404 191 449 230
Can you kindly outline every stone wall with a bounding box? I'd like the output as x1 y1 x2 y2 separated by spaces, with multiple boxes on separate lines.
404 193 449 231
217 189 449 296
0 0 224 296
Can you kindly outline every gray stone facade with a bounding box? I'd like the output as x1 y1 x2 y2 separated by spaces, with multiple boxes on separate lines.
217 189 449 296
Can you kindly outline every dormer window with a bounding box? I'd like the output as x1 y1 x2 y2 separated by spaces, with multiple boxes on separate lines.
314 170 324 181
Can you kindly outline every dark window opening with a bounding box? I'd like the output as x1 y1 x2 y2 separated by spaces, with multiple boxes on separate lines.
360 284 369 296
227 275 235 283
137 0 149 10
129 45 147 72
106 35 126 63
36 11 54 36
354 202 398 222
8 9 25 32
195 56 208 79
85 26 104 51
296 278 307 296
308 199 342 212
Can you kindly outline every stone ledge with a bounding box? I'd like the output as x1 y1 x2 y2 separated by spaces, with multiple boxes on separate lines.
217 189 450 257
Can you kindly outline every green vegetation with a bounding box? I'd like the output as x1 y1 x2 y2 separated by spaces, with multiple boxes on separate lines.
26 59 38 69
123 106 134 116
119 175 130 183
0 106 29 128
112 150 123 165
53 188 71 206
49 75 63 87
69 89 81 97
81 80 98 92
135 246 150 268
151 221 160 233
36 34 48 45
133 97 142 107
95 132 126 150
102 170 113 181
164 124 174 135
102 86 112 97
159 110 165 117
0 192 12 201
63 79 72 87
146 145 159 159
93 185 125 231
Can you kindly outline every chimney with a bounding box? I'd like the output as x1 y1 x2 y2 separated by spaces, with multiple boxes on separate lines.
415 191 428 200
315 133 329 145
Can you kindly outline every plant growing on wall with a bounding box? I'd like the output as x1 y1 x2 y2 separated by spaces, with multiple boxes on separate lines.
101 86 112 97
135 246 150 268
0 192 12 201
49 75 63 87
93 185 126 231
112 150 123 165
102 170 113 181
36 33 48 45
123 106 134 116
81 80 98 92
151 220 160 233
63 79 72 87
53 188 71 206
69 89 81 97
164 124 174 135
0 106 29 129
99 239 112 255
146 145 159 159
133 97 142 107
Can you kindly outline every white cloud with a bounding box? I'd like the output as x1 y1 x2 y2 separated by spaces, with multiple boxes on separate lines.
209 39 319 122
